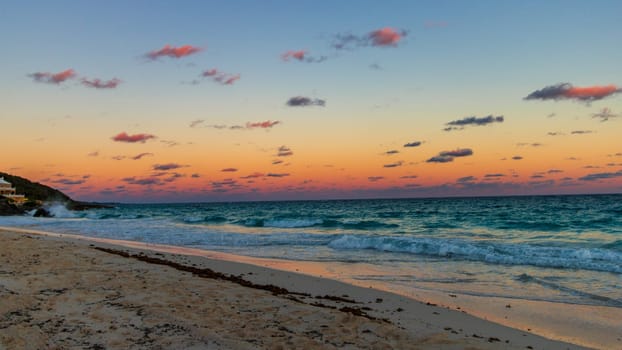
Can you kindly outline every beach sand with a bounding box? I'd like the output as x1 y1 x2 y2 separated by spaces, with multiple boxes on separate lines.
0 228 589 349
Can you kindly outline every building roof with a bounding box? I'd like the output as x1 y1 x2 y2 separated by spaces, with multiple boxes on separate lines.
0 177 11 185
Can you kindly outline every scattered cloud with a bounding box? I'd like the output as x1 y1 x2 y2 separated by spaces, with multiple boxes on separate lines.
578 170 622 181
272 160 284 165
131 152 153 160
87 151 99 157
368 176 385 182
191 173 201 178
369 63 383 70
383 161 403 168
517 143 543 147
440 149 473 157
267 173 290 177
592 107 618 122
192 120 281 130
281 50 327 63
524 83 621 102
571 130 593 135
400 175 418 179
276 146 293 157
146 44 202 60
221 168 238 172
286 96 326 107
202 68 240 85
547 169 564 174
426 155 454 163
122 176 162 186
190 119 205 128
29 69 76 84
81 77 122 89
240 172 264 179
512 156 523 160
246 120 280 129
333 27 407 50
547 132 564 136
457 176 476 183
384 150 399 155
484 173 505 178
160 140 179 147
444 115 504 131
112 132 156 143
403 141 422 148
51 178 86 185
427 148 473 163
153 163 185 171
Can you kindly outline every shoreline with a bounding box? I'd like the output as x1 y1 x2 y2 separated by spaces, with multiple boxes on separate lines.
0 227 597 349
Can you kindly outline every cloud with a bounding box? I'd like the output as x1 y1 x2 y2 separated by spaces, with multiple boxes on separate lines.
400 175 418 179
191 173 201 178
29 69 76 84
368 176 385 182
384 150 399 155
440 148 473 157
51 178 86 185
426 155 454 163
87 151 99 157
484 173 505 178
246 120 280 129
578 170 622 181
444 115 504 131
202 68 240 85
333 27 407 50
272 160 284 165
592 107 618 122
221 168 238 172
267 173 290 177
286 96 326 107
276 145 293 157
191 120 281 130
112 132 156 143
457 176 476 183
153 163 185 171
212 179 238 187
190 119 205 128
547 169 564 174
512 156 523 160
240 172 264 179
403 141 422 148
524 83 621 102
131 152 153 160
517 142 543 147
146 44 202 60
383 161 403 168
571 130 593 135
547 132 564 136
81 77 122 89
427 148 473 163
281 50 327 63
122 177 162 186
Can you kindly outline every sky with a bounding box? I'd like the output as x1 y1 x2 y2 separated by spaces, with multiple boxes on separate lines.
1 0 621 203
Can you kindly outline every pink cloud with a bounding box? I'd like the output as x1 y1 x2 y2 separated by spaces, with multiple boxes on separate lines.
146 44 203 60
81 78 122 89
131 152 153 160
112 132 156 143
281 50 307 61
369 27 404 46
246 120 280 129
202 68 240 85
29 69 77 84
240 172 265 179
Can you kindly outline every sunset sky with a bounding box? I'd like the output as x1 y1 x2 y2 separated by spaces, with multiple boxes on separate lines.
1 1 621 202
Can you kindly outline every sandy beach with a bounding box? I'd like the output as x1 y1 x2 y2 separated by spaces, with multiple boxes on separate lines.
0 228 590 349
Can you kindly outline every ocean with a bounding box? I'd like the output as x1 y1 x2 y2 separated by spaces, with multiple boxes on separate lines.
1 195 621 310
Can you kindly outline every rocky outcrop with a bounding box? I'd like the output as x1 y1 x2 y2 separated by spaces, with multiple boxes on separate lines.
0 172 112 216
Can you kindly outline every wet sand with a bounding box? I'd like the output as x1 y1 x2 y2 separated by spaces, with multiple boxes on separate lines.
0 228 589 349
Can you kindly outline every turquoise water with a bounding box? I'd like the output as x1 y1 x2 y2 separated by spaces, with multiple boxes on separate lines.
1 194 620 308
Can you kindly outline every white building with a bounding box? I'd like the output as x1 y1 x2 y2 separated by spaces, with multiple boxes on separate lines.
0 177 26 203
